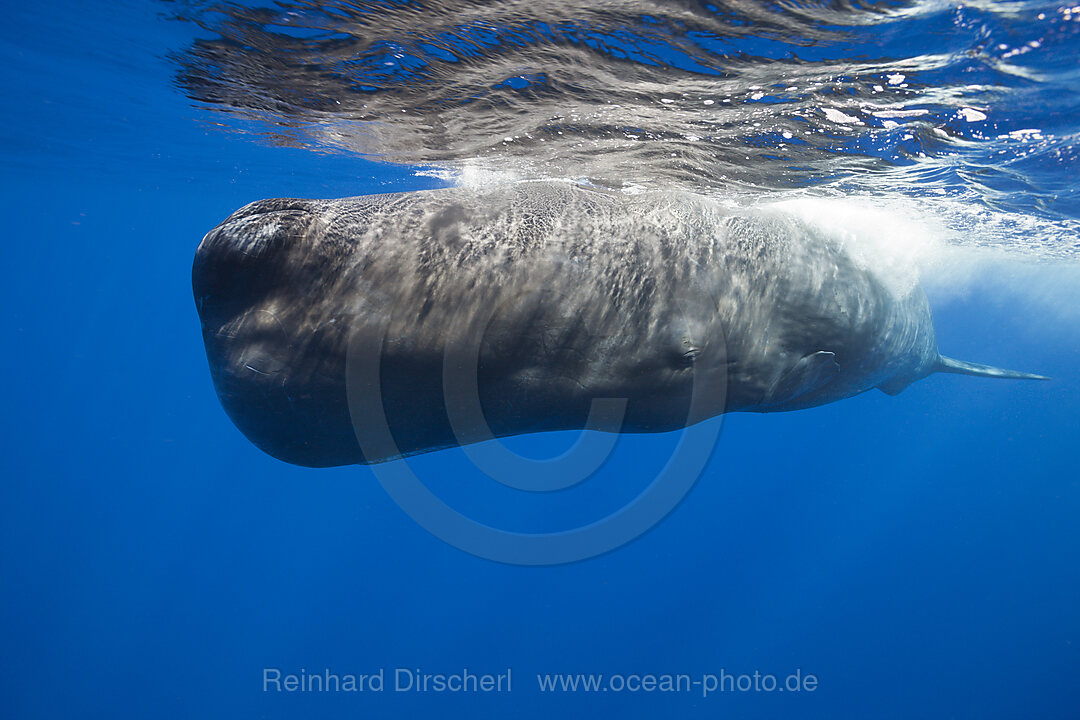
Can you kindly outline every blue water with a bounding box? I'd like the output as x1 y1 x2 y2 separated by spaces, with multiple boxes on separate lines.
2 1 1079 718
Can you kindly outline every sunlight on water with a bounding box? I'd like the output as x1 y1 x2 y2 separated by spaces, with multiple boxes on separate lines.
167 0 1080 262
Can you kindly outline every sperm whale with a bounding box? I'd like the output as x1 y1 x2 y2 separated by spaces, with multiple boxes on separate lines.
192 182 1047 467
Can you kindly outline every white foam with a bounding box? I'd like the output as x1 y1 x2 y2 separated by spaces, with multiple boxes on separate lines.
767 196 1080 328
767 197 948 298
823 108 861 125
413 163 523 188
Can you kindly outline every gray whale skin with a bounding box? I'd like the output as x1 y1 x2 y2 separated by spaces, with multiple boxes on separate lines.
193 182 1046 467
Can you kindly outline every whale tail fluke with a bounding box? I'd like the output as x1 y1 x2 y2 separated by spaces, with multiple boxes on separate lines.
935 356 1050 381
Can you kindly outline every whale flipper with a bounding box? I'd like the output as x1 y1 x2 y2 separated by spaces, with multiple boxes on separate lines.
765 351 840 406
935 356 1050 382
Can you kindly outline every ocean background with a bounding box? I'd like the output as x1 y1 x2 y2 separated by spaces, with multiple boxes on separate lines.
2 0 1079 717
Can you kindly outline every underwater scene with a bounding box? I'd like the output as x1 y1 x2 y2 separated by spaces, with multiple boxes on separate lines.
2 0 1079 717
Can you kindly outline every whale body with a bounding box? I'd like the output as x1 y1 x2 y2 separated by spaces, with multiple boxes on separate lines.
192 182 1046 467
